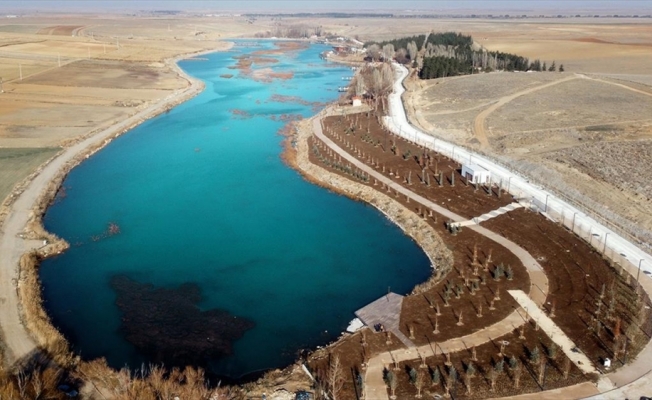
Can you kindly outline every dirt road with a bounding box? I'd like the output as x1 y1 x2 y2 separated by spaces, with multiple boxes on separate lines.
472 75 578 150
0 51 210 368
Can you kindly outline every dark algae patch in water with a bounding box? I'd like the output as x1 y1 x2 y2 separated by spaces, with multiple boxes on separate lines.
40 41 430 378
110 275 254 367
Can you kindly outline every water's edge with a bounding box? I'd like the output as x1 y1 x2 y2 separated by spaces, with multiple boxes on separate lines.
11 43 234 367
16 42 443 382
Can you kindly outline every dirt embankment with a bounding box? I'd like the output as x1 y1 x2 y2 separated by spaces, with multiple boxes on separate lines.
284 110 454 285
0 44 231 371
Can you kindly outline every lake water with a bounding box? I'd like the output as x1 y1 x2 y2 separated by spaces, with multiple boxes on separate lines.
41 41 431 379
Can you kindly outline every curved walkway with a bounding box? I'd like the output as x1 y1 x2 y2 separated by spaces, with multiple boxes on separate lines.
385 62 652 398
312 117 550 399
0 53 210 367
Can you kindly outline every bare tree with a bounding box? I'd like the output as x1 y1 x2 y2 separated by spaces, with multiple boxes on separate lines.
414 369 425 398
359 63 394 109
329 355 344 400
407 41 418 62
465 362 475 395
386 370 398 399
367 44 381 62
563 356 572 380
382 44 395 61
513 363 523 388
537 358 546 384
488 368 498 392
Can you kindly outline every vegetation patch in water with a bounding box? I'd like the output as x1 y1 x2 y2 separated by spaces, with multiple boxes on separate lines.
111 275 255 367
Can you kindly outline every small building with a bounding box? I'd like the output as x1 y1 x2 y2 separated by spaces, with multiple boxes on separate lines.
352 96 362 107
461 164 491 184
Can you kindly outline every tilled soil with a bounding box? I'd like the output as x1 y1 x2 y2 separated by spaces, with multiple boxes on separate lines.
390 323 589 399
320 111 514 219
301 109 650 400
483 209 652 372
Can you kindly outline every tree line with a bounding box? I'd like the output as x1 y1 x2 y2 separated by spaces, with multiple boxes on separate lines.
366 31 563 79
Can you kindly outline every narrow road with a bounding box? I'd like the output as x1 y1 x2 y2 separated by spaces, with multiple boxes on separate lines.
311 117 550 400
0 54 207 368
470 73 652 152
472 75 578 150
584 75 652 98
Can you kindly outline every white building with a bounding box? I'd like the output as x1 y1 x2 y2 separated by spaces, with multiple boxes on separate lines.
461 164 491 184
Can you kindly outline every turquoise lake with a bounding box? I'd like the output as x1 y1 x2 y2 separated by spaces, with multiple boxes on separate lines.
41 41 431 379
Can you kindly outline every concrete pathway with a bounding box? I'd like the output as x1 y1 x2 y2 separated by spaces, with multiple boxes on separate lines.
356 61 652 398
456 203 524 227
311 118 554 400
509 291 602 377
492 382 600 400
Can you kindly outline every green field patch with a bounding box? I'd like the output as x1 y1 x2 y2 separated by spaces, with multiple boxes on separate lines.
0 147 60 202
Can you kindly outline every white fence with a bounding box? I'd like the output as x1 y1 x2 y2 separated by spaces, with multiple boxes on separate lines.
383 62 652 278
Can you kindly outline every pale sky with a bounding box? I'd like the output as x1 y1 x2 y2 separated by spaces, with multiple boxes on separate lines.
1 0 650 13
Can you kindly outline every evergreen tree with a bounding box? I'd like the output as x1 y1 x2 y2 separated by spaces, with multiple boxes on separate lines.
549 61 556 72
542 62 547 71
559 64 565 72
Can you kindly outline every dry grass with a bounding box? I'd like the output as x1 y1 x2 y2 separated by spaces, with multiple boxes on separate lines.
0 362 69 400
415 72 563 113
22 59 184 90
78 360 244 400
18 252 74 367
487 78 652 134
548 139 652 201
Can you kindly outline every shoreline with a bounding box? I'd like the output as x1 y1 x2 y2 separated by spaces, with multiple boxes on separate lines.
0 42 234 367
1 40 450 385
283 109 454 291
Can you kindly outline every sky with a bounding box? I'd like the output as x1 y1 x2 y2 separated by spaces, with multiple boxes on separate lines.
1 0 650 13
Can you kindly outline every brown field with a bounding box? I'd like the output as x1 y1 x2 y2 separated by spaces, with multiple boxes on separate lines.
0 15 246 206
37 25 84 36
23 59 183 89
301 109 651 399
